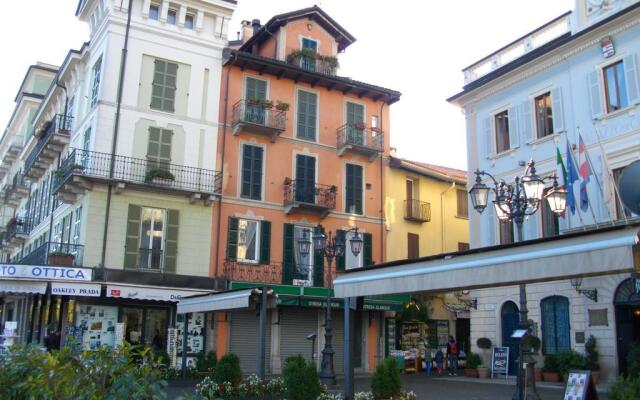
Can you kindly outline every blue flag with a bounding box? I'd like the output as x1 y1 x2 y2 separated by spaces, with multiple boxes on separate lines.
566 140 579 214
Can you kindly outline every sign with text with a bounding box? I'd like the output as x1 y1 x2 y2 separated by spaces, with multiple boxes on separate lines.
0 264 92 281
52 282 101 297
106 285 207 302
491 347 509 377
563 370 598 400
0 280 47 294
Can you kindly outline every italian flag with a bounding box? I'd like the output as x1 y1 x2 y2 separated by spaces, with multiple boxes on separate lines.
556 146 567 186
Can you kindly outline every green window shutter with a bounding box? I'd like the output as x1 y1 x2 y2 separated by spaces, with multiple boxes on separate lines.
124 204 141 269
164 209 179 273
313 249 324 287
363 233 373 267
245 77 267 101
282 223 295 284
336 230 346 271
297 90 317 140
259 220 271 264
226 217 239 261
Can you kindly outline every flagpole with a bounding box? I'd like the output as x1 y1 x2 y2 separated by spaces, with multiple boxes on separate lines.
565 134 587 230
592 124 629 224
576 128 602 227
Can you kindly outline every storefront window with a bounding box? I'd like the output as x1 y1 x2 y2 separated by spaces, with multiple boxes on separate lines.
145 308 168 351
75 305 118 350
122 307 144 345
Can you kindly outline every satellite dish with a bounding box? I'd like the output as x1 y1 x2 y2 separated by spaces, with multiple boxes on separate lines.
619 160 640 215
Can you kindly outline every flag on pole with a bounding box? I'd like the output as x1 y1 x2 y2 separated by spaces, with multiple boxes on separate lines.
566 140 579 214
578 135 592 212
556 146 567 185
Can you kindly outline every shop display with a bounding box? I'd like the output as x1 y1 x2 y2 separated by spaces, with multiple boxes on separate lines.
176 312 204 356
401 322 426 350
76 305 117 350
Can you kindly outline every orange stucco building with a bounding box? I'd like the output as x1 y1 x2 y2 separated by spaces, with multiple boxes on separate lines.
207 7 402 375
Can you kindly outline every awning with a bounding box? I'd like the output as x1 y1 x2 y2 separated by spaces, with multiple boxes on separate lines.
106 284 210 302
0 280 47 294
177 289 257 314
334 226 640 298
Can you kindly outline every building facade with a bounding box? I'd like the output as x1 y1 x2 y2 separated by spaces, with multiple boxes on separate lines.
0 0 235 358
207 7 403 375
449 0 640 379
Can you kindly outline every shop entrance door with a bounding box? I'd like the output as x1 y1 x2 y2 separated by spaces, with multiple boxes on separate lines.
121 306 169 348
501 301 519 376
456 318 471 355
614 278 640 375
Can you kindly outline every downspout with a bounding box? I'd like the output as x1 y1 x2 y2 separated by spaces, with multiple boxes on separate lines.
213 52 238 280
440 182 457 253
99 0 132 273
49 80 69 252
379 101 386 264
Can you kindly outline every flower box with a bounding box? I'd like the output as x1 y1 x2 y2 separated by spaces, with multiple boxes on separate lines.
48 253 74 266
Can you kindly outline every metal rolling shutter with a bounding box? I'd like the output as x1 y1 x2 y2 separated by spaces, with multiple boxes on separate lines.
279 308 318 366
331 310 345 374
229 310 271 375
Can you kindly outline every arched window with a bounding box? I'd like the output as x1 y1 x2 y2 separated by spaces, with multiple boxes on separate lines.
541 296 570 354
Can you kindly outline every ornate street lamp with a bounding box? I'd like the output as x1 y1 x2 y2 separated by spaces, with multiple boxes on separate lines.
469 160 567 400
300 224 362 386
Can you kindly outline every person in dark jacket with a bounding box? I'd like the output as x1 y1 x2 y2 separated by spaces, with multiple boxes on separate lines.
446 336 459 376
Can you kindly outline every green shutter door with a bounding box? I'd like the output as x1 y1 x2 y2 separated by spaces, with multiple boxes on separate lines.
346 102 365 145
164 210 179 273
297 91 317 140
260 221 271 264
226 217 239 261
245 78 267 125
295 154 316 203
336 230 346 271
363 233 373 267
283 223 295 284
346 164 363 214
124 205 141 269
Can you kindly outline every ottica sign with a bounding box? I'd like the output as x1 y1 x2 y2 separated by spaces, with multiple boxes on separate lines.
0 264 92 281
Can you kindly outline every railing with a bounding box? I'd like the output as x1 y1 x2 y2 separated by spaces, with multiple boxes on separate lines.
404 199 431 222
283 178 336 209
3 171 29 203
285 48 338 76
52 148 222 195
137 248 164 272
24 114 73 175
4 218 28 242
336 124 384 153
221 260 283 284
20 242 84 267
231 99 287 132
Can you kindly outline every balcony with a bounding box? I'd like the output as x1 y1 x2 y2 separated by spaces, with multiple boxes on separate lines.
0 135 24 179
404 199 431 223
336 124 384 160
283 178 336 218
4 218 28 248
3 172 30 208
285 49 338 76
52 149 222 205
231 99 287 141
24 114 73 180
221 260 282 285
20 242 84 267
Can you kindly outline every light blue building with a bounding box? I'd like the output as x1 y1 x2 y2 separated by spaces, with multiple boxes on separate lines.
449 0 640 380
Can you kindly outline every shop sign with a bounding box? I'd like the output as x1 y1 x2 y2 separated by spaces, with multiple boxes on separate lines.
491 346 509 377
0 264 92 281
106 284 208 302
0 280 47 294
51 282 101 297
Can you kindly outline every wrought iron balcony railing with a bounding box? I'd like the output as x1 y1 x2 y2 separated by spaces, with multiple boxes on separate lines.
286 53 338 76
283 178 336 218
52 148 222 199
136 248 164 272
231 99 287 140
404 199 431 223
24 114 73 178
221 260 283 284
3 171 30 206
336 124 383 158
4 218 28 243
20 242 84 267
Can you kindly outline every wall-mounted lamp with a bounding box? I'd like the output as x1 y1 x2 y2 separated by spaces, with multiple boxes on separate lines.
570 277 598 302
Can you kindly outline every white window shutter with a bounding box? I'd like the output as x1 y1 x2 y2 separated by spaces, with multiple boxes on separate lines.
623 53 640 105
508 106 519 149
484 205 496 247
520 101 534 144
588 70 604 119
551 87 565 133
481 117 492 159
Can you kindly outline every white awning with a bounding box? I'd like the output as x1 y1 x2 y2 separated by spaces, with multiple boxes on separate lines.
0 280 47 294
106 284 210 302
334 227 640 298
177 289 257 314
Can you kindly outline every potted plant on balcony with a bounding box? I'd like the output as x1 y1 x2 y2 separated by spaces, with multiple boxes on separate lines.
145 168 175 185
71 163 85 173
48 251 74 266
317 54 339 74
247 97 261 106
286 48 317 65
355 122 367 130
261 99 274 109
275 101 290 111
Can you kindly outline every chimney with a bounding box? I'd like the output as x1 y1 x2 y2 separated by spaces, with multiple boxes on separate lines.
251 19 261 35
240 20 253 43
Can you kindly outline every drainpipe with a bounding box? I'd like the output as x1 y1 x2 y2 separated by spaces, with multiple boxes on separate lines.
378 101 386 264
99 0 132 274
213 52 238 279
440 182 457 253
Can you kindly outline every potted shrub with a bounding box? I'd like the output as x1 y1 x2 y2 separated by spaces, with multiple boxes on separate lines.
275 101 290 111
261 99 274 109
213 353 242 386
283 354 322 400
477 364 490 379
371 357 402 399
145 168 175 185
556 350 587 382
465 352 481 378
542 354 560 382
195 350 217 377
48 251 74 266
585 336 600 384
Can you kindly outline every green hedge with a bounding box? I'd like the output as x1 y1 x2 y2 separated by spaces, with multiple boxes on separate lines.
283 355 322 400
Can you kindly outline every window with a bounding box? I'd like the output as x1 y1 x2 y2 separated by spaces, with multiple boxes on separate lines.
244 77 267 125
73 206 82 245
541 296 570 354
300 38 318 71
296 90 317 141
301 38 317 51
494 110 510 153
346 102 365 145
149 3 159 20
541 188 559 238
456 189 469 218
147 127 172 170
293 226 314 284
90 58 102 108
138 207 165 270
167 9 177 25
534 92 553 138
499 220 514 245
227 218 270 264
345 163 363 214
237 219 260 263
151 59 178 112
603 60 629 113
345 230 363 269
241 144 264 200
613 167 638 219
458 242 470 251
295 154 316 203
407 233 419 259
185 14 194 29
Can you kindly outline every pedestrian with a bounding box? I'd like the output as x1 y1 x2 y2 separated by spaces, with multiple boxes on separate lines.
446 336 459 376
434 348 444 375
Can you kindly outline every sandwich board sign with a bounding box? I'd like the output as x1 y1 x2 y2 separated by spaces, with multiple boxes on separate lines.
563 370 598 400
491 346 509 378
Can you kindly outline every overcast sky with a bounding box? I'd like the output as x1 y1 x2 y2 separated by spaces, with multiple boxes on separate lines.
1 0 574 170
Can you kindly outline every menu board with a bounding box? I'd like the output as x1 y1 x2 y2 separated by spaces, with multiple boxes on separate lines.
76 305 118 350
176 312 205 356
564 370 598 400
492 347 509 377
436 320 449 346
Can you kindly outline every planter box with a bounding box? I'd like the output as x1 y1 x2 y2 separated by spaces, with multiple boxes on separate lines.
477 367 490 379
151 177 174 186
48 254 74 266
464 368 478 378
542 371 560 382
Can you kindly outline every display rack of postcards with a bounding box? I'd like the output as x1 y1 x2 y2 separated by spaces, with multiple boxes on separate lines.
401 321 426 350
176 312 205 368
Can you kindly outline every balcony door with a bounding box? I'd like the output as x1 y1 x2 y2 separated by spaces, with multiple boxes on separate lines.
346 102 365 145
245 77 267 125
406 179 414 218
295 154 316 204
301 38 317 71
138 207 165 271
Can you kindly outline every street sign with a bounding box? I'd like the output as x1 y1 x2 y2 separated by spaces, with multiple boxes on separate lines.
491 346 509 378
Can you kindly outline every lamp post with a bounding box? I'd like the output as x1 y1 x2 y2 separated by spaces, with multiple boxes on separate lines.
468 160 567 400
299 225 363 387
